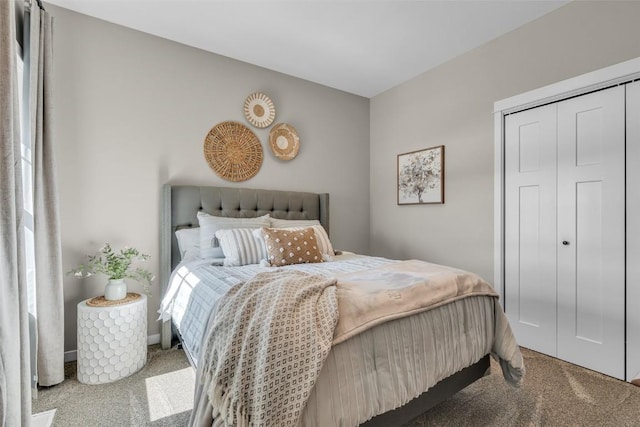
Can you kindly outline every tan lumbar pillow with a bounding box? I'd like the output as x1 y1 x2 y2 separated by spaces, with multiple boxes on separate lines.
261 227 323 266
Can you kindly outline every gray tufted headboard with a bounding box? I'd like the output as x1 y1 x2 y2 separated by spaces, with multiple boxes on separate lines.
160 185 329 348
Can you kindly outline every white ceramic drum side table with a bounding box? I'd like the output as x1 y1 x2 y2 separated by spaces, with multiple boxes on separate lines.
77 294 147 384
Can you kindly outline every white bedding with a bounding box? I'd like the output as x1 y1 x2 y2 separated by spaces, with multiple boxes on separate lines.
162 253 524 426
158 253 396 364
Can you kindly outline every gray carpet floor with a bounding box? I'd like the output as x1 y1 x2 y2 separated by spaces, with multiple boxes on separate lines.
33 345 193 426
33 346 640 426
409 349 640 427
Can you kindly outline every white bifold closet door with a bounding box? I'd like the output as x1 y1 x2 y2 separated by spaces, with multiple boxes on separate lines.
504 103 558 357
556 87 625 379
505 85 625 379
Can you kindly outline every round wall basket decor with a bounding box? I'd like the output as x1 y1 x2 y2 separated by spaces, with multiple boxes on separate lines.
243 92 276 128
204 121 263 182
269 123 300 161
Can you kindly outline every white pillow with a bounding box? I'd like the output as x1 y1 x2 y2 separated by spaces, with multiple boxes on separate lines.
175 228 200 259
276 224 334 257
197 212 271 259
215 228 268 267
270 218 321 228
181 248 205 263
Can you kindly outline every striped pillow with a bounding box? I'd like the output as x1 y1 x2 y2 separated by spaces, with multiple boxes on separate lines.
215 228 268 266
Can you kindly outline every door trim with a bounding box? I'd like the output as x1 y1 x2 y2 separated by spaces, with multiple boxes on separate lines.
626 81 640 382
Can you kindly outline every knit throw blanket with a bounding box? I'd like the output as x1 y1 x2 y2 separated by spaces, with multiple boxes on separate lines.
200 270 338 427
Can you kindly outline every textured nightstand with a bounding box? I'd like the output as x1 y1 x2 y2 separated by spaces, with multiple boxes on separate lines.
77 294 147 384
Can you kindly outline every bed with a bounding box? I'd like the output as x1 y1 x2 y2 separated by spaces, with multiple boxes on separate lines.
158 185 524 426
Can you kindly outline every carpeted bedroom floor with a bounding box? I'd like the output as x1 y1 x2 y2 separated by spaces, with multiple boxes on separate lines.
32 346 640 426
33 345 194 426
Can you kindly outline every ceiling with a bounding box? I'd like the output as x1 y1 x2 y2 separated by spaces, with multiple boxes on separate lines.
46 0 569 98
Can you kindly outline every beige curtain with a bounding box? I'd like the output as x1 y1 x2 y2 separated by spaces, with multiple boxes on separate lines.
28 3 64 388
0 0 33 424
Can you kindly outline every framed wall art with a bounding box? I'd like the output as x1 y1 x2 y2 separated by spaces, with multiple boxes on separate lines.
397 145 444 205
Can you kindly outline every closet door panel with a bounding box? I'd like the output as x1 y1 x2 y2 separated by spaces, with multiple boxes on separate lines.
557 86 625 379
504 104 557 356
574 181 604 341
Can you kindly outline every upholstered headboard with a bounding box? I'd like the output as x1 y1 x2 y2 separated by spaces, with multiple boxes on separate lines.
162 185 329 268
160 184 329 286
159 185 329 348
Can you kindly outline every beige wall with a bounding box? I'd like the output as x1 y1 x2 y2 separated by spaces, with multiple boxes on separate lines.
49 5 370 352
370 1 640 282
53 0 640 353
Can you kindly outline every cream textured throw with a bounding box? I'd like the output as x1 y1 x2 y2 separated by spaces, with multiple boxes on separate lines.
333 260 500 344
200 270 338 427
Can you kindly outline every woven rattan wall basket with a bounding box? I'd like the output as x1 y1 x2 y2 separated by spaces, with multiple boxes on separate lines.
204 121 264 182
269 123 300 161
244 92 276 128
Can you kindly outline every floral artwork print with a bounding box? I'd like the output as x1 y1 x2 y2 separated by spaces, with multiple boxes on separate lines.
397 146 444 205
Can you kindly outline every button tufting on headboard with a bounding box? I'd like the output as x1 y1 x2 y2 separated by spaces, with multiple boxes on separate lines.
165 185 329 274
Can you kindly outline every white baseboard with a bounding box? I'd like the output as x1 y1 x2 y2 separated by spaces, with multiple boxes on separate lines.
64 350 76 363
64 333 163 362
148 333 160 345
